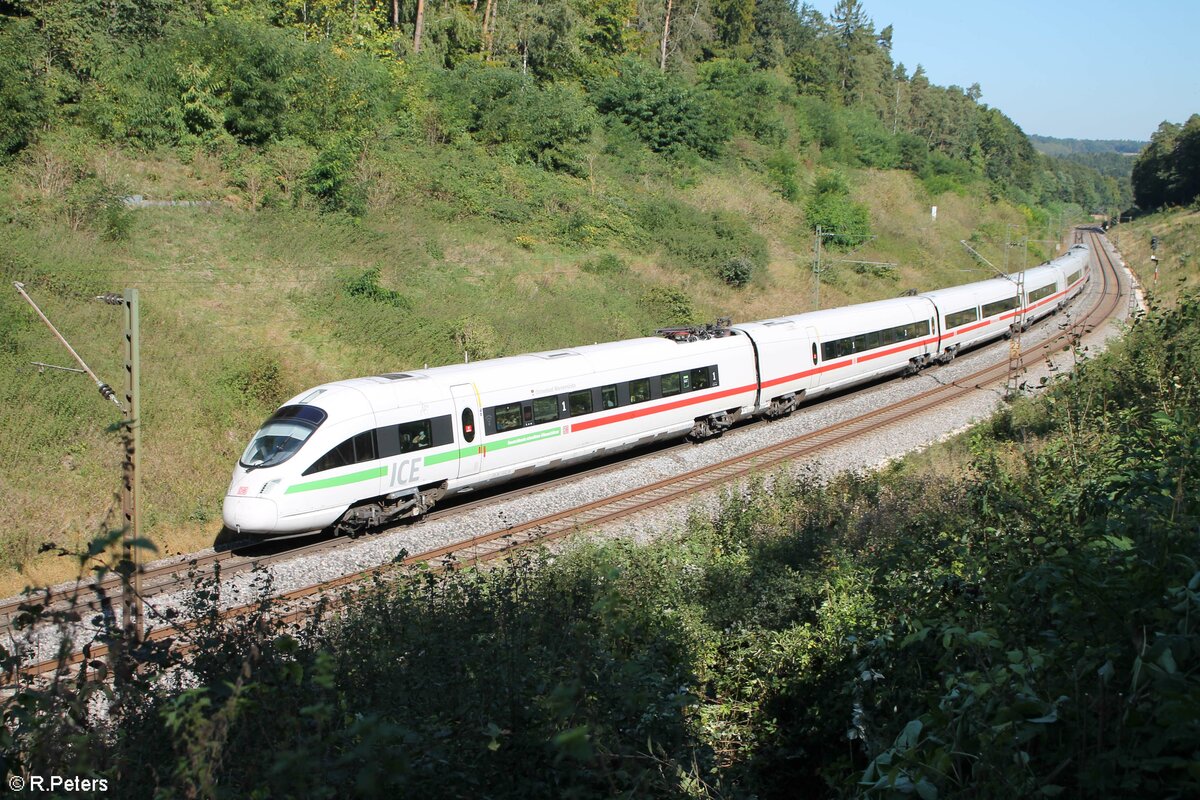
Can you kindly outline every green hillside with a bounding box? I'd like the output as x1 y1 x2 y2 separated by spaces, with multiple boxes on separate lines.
1029 134 1145 156
0 0 1113 590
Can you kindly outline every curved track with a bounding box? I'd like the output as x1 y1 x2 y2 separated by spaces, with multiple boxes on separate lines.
3 230 1126 682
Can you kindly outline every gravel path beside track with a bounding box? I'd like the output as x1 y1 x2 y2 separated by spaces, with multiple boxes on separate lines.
7 235 1135 668
152 235 1135 619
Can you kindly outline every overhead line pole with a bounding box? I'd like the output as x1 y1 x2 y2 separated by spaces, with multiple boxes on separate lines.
958 240 1026 398
13 283 122 410
121 289 143 643
13 282 143 643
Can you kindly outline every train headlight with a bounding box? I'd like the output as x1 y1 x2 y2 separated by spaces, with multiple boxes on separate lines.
259 479 281 496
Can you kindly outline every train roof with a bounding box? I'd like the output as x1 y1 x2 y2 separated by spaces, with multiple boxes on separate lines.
920 276 1018 306
280 332 750 411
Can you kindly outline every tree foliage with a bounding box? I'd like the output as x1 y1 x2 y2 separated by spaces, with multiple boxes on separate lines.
594 58 731 158
0 18 50 158
0 0 1124 207
1132 115 1200 210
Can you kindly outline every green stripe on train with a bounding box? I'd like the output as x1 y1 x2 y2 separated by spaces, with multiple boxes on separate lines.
288 427 566 489
485 427 563 451
422 427 564 465
285 466 388 494
423 445 483 466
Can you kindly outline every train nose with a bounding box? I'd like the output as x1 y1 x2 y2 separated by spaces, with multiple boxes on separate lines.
222 495 279 534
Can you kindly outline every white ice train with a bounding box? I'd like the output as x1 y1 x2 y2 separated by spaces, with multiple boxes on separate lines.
223 242 1091 537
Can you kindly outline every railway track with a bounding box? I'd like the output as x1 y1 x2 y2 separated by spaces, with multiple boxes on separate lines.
3 231 1125 683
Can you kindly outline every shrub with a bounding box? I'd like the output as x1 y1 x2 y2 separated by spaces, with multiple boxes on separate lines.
582 253 627 275
697 58 787 144
716 255 755 287
64 175 133 240
449 317 500 361
0 19 50 158
306 134 366 216
641 285 695 325
180 19 297 146
594 58 732 158
764 149 800 201
80 43 187 148
433 64 594 174
222 351 285 407
638 198 767 284
845 107 899 169
806 170 871 248
343 268 411 309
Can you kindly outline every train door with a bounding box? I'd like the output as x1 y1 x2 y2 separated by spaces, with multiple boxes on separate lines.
450 383 483 479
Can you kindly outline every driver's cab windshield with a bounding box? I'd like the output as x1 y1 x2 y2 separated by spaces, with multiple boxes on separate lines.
240 405 328 470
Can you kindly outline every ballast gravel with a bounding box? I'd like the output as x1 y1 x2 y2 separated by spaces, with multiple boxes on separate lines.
10 238 1138 663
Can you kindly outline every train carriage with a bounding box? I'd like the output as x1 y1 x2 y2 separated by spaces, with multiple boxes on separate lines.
1019 264 1068 327
225 239 1095 538
225 333 759 535
735 296 939 417
921 277 1021 359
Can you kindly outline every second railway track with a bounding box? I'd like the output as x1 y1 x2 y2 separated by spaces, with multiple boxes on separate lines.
4 231 1127 682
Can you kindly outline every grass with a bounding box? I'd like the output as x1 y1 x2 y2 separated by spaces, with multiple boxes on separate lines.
0 130 1087 595
1111 208 1200 306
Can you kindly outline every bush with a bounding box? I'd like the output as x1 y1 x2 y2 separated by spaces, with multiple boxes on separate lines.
594 58 732 158
805 170 871 248
0 19 50 158
180 19 298 146
716 255 755 287
434 64 594 174
763 149 800 201
638 198 767 285
80 43 187 148
697 58 787 144
222 351 285 406
641 285 695 325
343 268 411 309
306 134 366 216
845 107 899 169
581 253 627 275
794 95 853 162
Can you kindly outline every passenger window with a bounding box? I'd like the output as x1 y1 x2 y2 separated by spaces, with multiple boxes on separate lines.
495 403 522 433
532 396 559 424
307 439 353 474
690 367 711 390
377 424 401 458
569 389 593 416
661 372 681 397
629 378 650 404
396 420 431 453
601 385 618 409
462 408 475 443
306 430 373 475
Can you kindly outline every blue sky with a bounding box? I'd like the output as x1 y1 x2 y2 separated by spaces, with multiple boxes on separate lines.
819 1 1200 141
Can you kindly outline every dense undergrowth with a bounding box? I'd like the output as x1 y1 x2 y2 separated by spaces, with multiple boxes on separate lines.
4 284 1196 796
